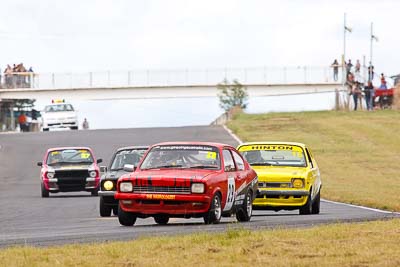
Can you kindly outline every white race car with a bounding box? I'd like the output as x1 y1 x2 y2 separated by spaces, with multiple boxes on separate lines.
41 100 79 131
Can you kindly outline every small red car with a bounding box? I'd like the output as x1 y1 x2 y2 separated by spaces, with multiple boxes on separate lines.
115 142 258 226
37 147 103 197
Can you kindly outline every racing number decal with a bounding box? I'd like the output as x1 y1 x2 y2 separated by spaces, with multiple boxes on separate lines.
81 152 90 159
206 152 217 159
223 177 235 211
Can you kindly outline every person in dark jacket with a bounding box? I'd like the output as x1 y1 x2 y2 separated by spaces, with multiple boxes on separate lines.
363 81 375 111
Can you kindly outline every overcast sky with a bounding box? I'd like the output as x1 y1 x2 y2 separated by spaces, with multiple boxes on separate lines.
0 0 398 76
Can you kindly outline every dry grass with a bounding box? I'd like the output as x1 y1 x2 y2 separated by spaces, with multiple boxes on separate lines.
1 219 399 267
228 110 400 211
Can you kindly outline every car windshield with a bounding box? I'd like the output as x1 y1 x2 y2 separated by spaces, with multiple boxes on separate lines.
241 145 306 167
44 104 74 112
110 149 147 171
46 149 94 165
140 145 221 170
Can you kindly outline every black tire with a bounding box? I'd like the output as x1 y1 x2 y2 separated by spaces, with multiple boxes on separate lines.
99 196 112 217
91 188 99 196
299 192 312 215
41 182 49 198
70 126 78 130
112 207 118 216
236 190 253 222
311 190 321 214
154 215 169 225
43 128 49 132
118 204 137 226
203 193 222 224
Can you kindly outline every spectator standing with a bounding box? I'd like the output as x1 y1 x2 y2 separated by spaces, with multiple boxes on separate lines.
346 59 353 75
368 62 375 81
379 73 387 89
352 82 362 111
355 59 361 73
346 72 355 94
18 112 27 132
4 65 13 88
331 59 339 81
28 67 34 88
82 118 89 130
364 81 375 111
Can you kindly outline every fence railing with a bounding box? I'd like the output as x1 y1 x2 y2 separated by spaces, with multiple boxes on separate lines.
1 66 343 90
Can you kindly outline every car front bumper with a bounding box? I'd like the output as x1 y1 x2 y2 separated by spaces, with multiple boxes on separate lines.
253 189 309 207
43 120 78 129
115 192 211 215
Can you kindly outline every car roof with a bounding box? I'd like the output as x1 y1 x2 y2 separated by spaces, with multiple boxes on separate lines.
238 141 307 149
47 147 93 152
151 141 232 149
116 146 149 152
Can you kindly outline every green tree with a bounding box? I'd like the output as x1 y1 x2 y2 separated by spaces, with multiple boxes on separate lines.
14 99 36 111
217 79 248 111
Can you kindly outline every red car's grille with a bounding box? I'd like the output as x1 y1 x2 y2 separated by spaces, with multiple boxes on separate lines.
133 186 191 194
55 170 89 178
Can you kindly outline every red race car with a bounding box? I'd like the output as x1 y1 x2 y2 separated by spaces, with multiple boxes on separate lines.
115 142 258 226
37 147 103 197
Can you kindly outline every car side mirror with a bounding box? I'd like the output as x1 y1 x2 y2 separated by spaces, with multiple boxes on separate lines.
123 164 136 172
37 162 43 167
100 166 107 173
97 159 103 164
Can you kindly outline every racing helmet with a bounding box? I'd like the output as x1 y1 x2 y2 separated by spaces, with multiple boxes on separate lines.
245 150 262 163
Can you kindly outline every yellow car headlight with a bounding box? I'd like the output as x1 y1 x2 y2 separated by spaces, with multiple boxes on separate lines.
103 180 114 191
291 178 304 188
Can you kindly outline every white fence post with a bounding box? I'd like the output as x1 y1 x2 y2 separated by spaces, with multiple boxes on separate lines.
69 73 73 88
89 72 93 87
283 67 287 84
52 73 55 88
263 66 267 84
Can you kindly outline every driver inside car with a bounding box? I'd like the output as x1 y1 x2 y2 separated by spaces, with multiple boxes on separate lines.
244 150 263 163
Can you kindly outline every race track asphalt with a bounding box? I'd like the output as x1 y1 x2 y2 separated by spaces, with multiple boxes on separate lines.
0 126 398 247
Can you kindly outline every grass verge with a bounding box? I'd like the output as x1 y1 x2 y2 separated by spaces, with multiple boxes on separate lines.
227 110 400 211
1 219 399 267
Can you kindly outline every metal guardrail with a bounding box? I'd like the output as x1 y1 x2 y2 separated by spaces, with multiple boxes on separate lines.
1 66 343 90
0 72 36 89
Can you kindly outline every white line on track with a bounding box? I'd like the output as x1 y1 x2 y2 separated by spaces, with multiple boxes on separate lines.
322 199 400 215
222 125 243 144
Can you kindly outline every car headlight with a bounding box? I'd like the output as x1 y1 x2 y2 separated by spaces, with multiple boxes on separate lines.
191 183 205 193
89 171 97 178
103 180 114 191
120 182 133 192
291 178 304 188
46 172 55 179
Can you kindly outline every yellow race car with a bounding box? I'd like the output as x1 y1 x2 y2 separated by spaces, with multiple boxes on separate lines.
237 142 322 215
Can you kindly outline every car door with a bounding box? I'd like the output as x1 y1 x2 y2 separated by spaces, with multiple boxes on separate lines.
306 147 321 195
305 148 319 199
222 149 237 212
231 149 250 192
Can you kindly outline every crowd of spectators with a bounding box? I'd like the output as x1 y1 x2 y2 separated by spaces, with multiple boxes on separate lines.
331 58 392 111
1 63 34 89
